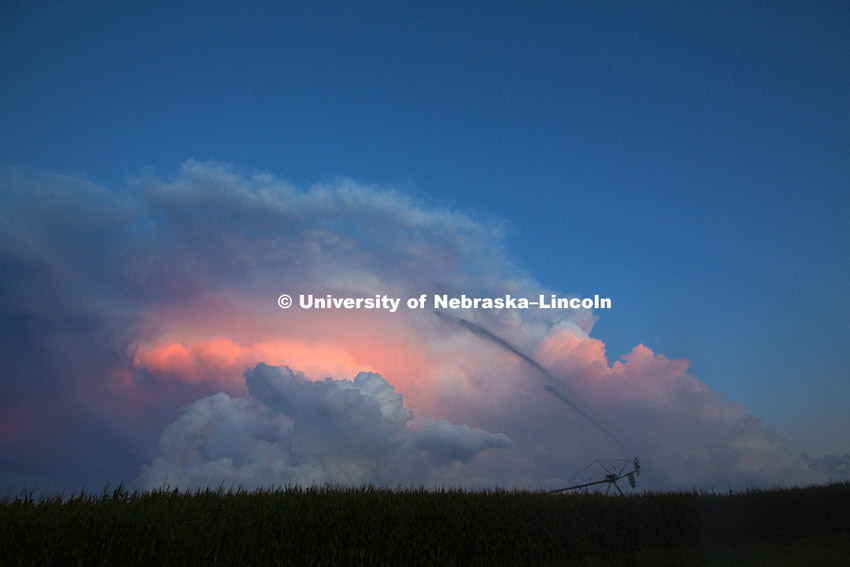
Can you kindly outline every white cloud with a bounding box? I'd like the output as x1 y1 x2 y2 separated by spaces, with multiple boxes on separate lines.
138 363 510 489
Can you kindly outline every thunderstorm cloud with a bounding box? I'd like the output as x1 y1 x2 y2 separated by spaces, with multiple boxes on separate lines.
0 162 843 491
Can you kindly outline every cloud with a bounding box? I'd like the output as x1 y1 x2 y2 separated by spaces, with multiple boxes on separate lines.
802 454 850 481
412 419 512 467
138 363 510 489
0 161 830 491
529 325 816 488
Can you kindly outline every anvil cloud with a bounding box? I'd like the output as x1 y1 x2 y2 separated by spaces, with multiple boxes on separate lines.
0 162 840 492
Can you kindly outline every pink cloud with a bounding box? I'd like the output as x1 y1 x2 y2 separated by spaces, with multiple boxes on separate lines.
0 162 832 491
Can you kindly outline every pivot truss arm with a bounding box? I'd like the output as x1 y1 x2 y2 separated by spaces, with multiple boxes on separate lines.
548 458 641 495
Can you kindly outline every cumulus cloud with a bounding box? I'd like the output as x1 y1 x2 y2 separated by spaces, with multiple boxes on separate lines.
139 363 510 489
530 326 816 488
0 161 835 491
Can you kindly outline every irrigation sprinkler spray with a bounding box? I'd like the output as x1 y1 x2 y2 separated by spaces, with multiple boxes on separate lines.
434 311 640 494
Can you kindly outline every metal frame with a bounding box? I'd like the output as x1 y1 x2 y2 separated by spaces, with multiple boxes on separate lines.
548 458 641 495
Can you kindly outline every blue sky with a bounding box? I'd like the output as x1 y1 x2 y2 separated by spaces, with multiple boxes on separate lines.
1 2 849 490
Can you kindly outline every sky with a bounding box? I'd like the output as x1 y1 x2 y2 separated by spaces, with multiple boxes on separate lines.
1 1 849 493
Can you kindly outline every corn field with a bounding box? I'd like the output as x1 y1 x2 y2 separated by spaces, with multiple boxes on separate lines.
2 482 849 565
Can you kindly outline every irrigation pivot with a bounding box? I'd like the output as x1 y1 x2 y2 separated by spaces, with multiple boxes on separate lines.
433 311 636 491
549 458 641 495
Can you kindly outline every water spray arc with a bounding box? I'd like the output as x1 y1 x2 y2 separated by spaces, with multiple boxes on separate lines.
433 311 624 451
